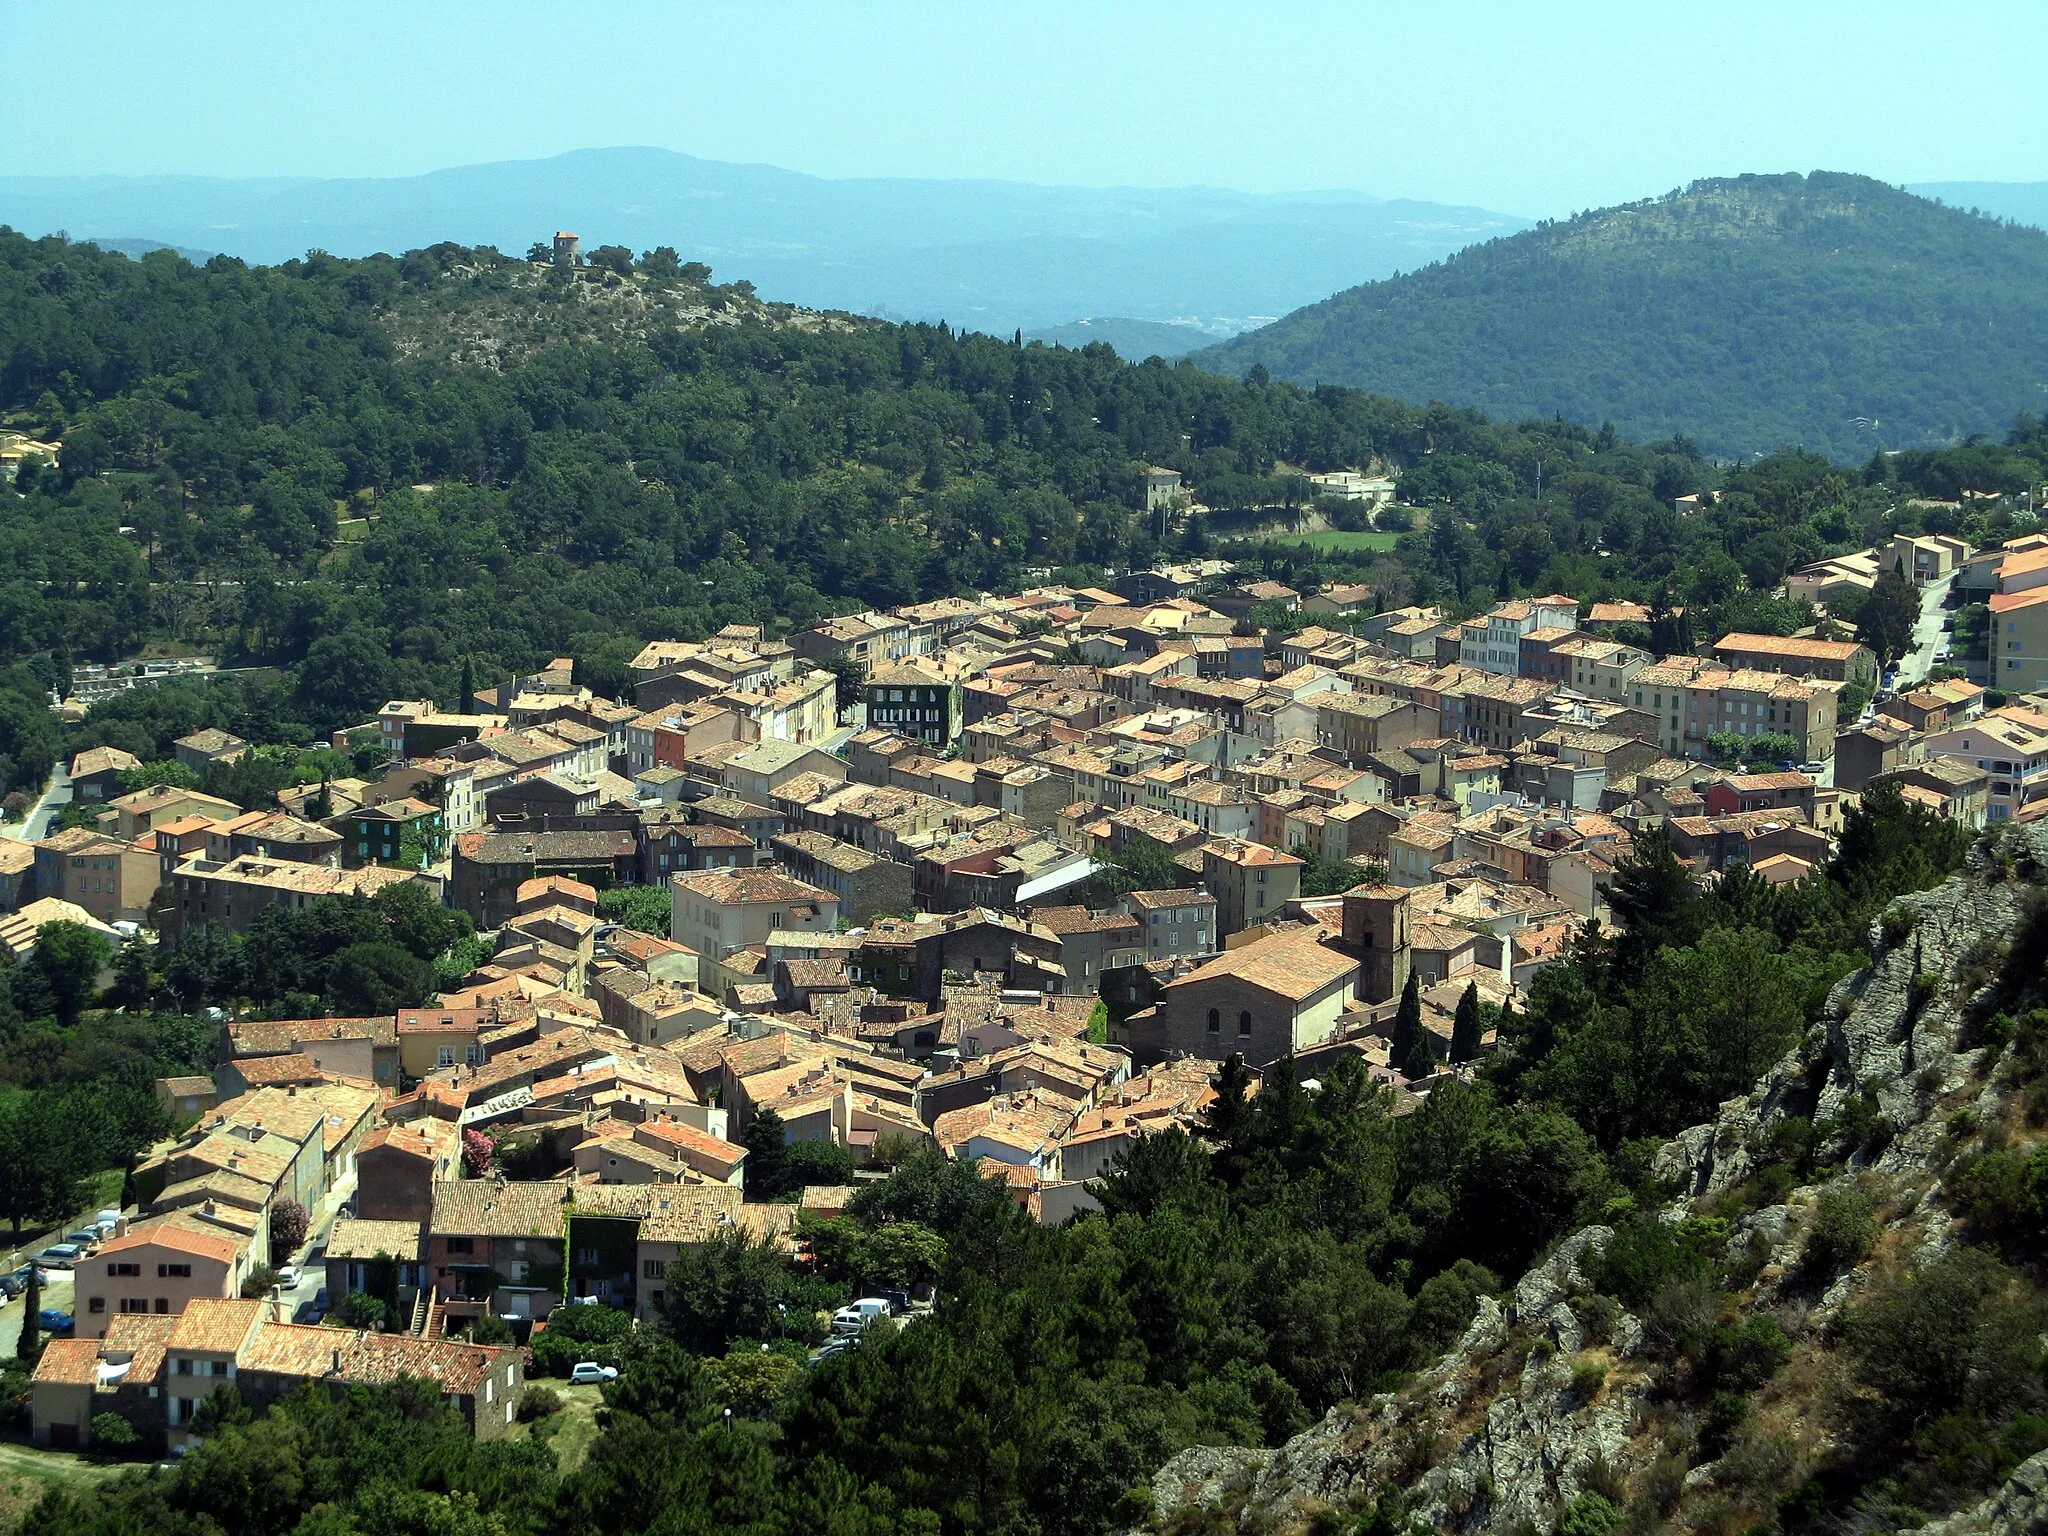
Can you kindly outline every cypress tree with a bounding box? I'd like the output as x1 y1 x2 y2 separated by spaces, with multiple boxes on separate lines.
458 655 476 716
1390 971 1426 1078
1450 981 1482 1064
17 1265 40 1363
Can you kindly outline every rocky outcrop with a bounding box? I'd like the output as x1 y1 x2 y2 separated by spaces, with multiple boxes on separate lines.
1149 826 2048 1535
1908 1449 2048 1536
1152 1227 1639 1534
1656 824 2048 1201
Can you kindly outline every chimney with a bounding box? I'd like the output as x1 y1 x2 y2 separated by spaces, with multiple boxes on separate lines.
331 1349 342 1376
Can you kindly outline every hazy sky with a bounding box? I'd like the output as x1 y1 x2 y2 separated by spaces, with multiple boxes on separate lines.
5 0 2041 215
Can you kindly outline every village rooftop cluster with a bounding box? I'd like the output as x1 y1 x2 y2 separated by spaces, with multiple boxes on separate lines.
16 513 2048 1452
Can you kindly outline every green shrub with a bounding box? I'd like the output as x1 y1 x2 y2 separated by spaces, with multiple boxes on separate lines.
1410 1259 1500 1354
1803 1185 1876 1276
1950 1143 2048 1243
1715 1427 1797 1495
1559 1491 1622 1536
334 1291 390 1330
1588 1217 1715 1309
1577 1450 1626 1507
1570 1357 1607 1401
1833 1091 1897 1160
1710 1314 1791 1392
462 1314 514 1346
1700 1391 1751 1460
1965 1010 2015 1054
1880 907 1916 948
1842 1248 2048 1422
1111 1485 1156 1526
1643 1277 1721 1358
89 1411 139 1455
1568 1291 1622 1346
530 1303 633 1376
1776 1478 1825 1527
516 1384 561 1422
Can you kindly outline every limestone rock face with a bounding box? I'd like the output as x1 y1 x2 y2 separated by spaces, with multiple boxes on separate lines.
1149 1444 1270 1517
1148 828 2048 1535
1907 1449 2048 1536
1655 825 2048 1201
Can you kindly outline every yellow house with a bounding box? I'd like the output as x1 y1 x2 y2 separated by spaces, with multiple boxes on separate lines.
396 1005 489 1080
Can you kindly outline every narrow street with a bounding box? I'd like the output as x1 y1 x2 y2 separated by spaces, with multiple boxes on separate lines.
1895 570 1958 689
2 757 72 841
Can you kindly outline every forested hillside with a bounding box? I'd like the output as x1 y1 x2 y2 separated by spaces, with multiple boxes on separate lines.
4 225 2048 803
1198 173 2048 461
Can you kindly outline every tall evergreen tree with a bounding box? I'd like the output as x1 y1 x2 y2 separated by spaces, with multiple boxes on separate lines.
1856 564 1920 667
17 1264 40 1363
1450 981 1482 1064
741 1106 792 1201
457 655 476 716
1391 971 1428 1079
1604 827 1702 987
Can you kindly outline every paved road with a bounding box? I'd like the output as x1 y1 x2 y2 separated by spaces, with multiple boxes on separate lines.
271 1170 355 1323
1896 571 1958 689
2 757 70 841
0 1271 76 1357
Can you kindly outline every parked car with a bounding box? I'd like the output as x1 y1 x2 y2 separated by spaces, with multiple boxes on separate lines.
33 1244 81 1269
64 1230 103 1252
810 1336 860 1365
0 1274 21 1300
8 1264 50 1289
37 1309 74 1334
568 1362 618 1385
830 1298 893 1335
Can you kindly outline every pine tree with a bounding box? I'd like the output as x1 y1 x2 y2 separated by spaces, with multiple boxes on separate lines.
1390 971 1426 1079
1450 981 1482 1064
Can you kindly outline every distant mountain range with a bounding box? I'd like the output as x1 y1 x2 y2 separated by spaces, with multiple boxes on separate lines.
1908 181 2048 230
1199 172 2048 461
0 147 1530 337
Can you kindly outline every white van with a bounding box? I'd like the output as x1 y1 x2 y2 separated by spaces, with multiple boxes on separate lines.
831 1298 892 1335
